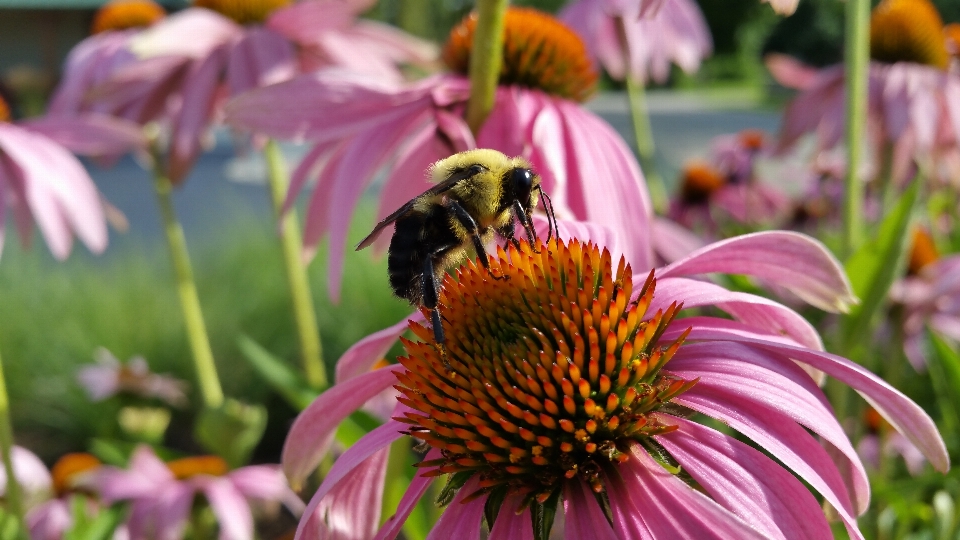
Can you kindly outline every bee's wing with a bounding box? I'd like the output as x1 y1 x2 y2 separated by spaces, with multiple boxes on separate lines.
354 169 473 251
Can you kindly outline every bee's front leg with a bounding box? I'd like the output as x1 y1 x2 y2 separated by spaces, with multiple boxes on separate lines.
448 201 508 281
421 253 452 371
512 200 540 253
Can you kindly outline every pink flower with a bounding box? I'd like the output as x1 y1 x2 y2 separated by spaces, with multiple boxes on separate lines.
281 228 947 539
640 0 798 16
0 446 54 510
51 0 435 184
560 0 712 84
856 408 928 476
772 0 960 188
96 445 303 540
0 111 142 259
226 8 654 300
77 347 189 407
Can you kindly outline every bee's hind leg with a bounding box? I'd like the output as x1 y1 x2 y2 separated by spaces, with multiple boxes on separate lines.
448 201 508 281
421 253 452 371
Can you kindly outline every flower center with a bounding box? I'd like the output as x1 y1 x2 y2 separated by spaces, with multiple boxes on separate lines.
193 0 290 24
91 0 166 34
945 23 960 59
395 239 694 508
442 7 597 103
52 453 102 496
869 0 949 69
167 455 229 479
738 129 766 152
907 227 938 275
679 161 726 204
0 95 9 123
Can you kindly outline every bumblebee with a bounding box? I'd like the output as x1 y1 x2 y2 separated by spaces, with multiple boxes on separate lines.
356 149 557 355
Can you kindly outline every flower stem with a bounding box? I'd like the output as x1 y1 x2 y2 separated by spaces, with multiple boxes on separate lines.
465 0 509 135
0 349 28 540
263 140 327 390
150 147 224 409
842 0 870 257
625 75 669 214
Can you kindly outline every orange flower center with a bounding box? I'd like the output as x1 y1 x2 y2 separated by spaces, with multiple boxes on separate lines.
679 161 726 204
442 7 597 103
945 23 960 58
0 95 10 123
738 129 766 151
193 0 291 24
167 455 229 479
395 239 693 511
51 453 102 496
907 227 939 275
91 0 165 34
870 0 949 69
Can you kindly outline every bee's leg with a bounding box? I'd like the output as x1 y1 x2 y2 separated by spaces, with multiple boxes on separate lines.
511 200 539 252
448 201 507 280
421 253 451 369
497 220 522 252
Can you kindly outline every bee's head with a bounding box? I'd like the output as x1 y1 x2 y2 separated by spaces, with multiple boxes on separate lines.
507 167 537 209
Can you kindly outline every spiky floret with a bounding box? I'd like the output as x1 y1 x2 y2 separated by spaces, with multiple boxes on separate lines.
870 0 949 69
442 7 597 103
91 0 165 34
394 238 694 509
192 0 290 24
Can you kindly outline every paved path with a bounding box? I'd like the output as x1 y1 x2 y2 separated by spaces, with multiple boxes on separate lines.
88 90 781 252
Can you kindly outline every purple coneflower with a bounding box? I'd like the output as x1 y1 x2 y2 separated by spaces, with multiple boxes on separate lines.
77 347 189 407
773 0 960 188
640 0 798 16
560 0 712 85
96 445 303 540
281 229 947 539
227 8 654 299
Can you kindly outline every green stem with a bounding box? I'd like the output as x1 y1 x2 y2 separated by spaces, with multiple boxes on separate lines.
842 0 870 258
625 75 669 214
465 0 509 135
0 349 28 540
150 149 224 409
263 140 327 390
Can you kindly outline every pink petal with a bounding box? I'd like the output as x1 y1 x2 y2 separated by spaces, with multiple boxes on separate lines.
295 421 403 540
225 26 296 97
657 416 833 540
26 499 71 540
197 477 253 540
302 142 348 264
284 140 337 216
607 445 767 539
0 446 52 507
657 231 856 313
652 276 823 350
488 493 533 540
335 314 423 383
563 480 618 540
47 31 136 116
373 449 439 540
764 0 799 14
651 216 704 264
267 0 354 44
131 7 241 59
168 48 226 184
425 477 484 540
283 365 403 489
151 482 196 540
765 54 820 90
227 465 304 515
21 114 146 157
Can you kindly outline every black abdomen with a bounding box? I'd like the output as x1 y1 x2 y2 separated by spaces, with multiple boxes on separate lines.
387 211 460 306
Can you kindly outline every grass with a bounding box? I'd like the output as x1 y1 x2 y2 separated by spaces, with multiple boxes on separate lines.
0 201 412 462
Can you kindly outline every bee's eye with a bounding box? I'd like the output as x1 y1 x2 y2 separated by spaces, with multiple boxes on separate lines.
509 168 534 196
468 164 485 175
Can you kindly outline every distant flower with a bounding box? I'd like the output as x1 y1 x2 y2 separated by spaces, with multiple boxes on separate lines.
281 230 946 539
0 446 54 510
773 0 960 188
856 407 927 476
97 445 303 540
640 0 798 17
889 228 960 369
560 0 712 84
0 94 143 259
77 347 189 407
227 7 654 300
50 0 436 184
670 130 790 231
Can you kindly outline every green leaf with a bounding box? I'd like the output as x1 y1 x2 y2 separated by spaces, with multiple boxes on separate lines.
194 398 267 468
482 487 506 531
530 489 561 540
63 495 126 540
842 181 920 349
236 334 319 410
437 471 473 507
928 333 960 436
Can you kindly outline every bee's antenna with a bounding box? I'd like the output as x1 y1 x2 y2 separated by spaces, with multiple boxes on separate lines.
539 187 557 245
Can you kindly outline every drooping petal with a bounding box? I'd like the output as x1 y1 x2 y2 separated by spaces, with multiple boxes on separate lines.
764 54 820 90
227 465 304 515
197 477 253 540
21 114 145 157
657 416 833 540
131 7 241 59
425 477 484 540
225 26 296 97
335 314 423 383
168 47 227 184
657 231 856 313
283 366 403 489
0 446 52 509
153 482 197 540
295 421 403 540
26 499 71 540
607 445 767 539
372 449 440 540
563 480 618 540
488 493 533 540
